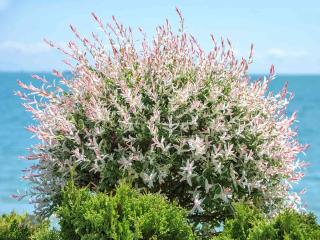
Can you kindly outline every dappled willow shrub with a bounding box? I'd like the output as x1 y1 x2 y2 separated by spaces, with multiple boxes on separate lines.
17 8 306 232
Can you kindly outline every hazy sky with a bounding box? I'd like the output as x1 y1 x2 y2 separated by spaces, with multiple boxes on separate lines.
0 0 319 73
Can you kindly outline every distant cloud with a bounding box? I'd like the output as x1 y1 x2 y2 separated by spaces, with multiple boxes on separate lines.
0 41 51 54
266 48 287 58
0 0 10 11
265 48 308 59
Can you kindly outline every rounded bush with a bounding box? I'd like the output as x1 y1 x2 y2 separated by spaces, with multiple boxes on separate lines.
214 203 320 240
18 9 306 229
0 212 36 240
0 212 57 240
57 181 196 240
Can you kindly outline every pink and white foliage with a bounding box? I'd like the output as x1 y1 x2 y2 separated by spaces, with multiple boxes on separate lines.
17 9 307 224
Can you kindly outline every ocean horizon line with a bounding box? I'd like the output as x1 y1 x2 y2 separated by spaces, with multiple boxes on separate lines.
0 70 320 77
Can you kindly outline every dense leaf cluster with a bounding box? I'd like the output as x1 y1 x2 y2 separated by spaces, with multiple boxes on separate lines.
0 183 196 240
0 212 59 240
2 182 196 239
57 181 195 240
215 204 320 240
3 200 320 239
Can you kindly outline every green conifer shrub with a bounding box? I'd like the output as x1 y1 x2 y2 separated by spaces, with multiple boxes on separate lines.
0 212 38 240
214 203 320 240
0 212 59 240
30 224 61 240
57 181 196 240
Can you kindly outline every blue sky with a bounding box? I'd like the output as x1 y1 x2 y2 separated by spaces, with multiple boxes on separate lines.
0 0 319 73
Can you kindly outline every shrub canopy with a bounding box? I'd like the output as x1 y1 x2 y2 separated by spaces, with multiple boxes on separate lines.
215 203 320 240
0 212 59 240
57 181 196 240
18 9 306 230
